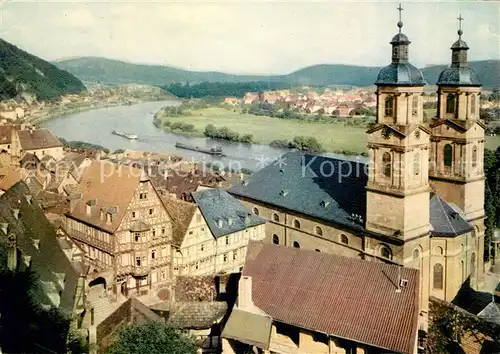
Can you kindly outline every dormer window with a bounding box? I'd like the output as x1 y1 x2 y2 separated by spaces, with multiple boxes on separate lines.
385 96 394 117
33 239 40 250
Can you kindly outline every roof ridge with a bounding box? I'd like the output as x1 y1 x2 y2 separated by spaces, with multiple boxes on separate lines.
436 195 458 234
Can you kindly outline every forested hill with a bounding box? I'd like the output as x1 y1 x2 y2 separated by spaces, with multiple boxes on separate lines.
0 39 86 101
55 56 500 89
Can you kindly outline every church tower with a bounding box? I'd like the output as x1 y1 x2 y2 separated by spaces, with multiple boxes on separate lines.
429 16 485 286
366 6 432 242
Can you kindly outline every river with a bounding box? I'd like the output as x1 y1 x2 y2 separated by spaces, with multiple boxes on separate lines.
41 100 367 171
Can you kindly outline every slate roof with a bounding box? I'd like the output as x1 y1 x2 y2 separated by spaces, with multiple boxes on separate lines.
242 242 419 354
0 181 79 314
164 301 227 329
222 308 272 349
375 63 426 86
437 66 481 86
192 188 266 238
17 129 62 150
228 151 367 232
430 194 473 236
161 197 197 247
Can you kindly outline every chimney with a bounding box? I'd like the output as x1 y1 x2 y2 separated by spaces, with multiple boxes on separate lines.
7 233 17 271
238 276 253 310
100 209 105 220
0 222 8 234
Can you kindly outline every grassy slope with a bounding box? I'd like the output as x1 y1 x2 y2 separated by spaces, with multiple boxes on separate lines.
157 107 500 153
157 107 368 153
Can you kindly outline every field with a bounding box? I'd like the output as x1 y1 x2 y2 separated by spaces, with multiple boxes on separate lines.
157 107 368 154
156 107 500 154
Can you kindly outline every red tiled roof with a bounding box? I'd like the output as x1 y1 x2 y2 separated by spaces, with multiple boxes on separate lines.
242 242 419 354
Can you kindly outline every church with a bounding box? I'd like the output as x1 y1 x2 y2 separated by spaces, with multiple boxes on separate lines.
229 13 485 330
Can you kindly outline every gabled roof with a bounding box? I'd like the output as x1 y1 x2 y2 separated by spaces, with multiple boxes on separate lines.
430 194 473 237
430 118 485 132
229 152 367 232
0 182 79 314
163 301 227 329
242 242 419 354
161 197 197 247
222 308 272 349
192 188 266 238
66 161 142 233
367 123 431 137
0 168 21 191
17 129 62 151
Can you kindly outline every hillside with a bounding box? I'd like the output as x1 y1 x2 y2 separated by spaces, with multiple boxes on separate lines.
55 57 500 89
0 39 86 101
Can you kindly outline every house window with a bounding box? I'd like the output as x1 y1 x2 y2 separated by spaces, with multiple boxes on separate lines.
161 227 166 235
152 229 156 238
201 244 204 252
136 257 141 266
272 213 279 222
189 231 193 235
314 226 323 236
433 263 444 290
446 94 456 114
472 146 477 168
340 234 349 245
272 234 279 245
385 96 394 117
315 249 321 252
139 193 147 200
383 152 392 177
293 219 301 229
444 144 453 167
132 211 136 218
134 233 140 242
149 208 154 215
225 236 229 245
380 245 392 259
223 253 228 262
233 250 237 260
252 207 259 215
413 153 420 176
151 249 156 259
293 241 300 249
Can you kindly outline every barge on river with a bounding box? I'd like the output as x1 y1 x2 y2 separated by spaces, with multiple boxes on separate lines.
112 130 138 140
175 142 224 156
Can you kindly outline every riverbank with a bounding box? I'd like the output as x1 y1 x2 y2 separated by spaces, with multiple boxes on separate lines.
154 106 370 155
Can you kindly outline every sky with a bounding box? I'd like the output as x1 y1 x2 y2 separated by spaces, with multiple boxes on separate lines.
0 0 498 75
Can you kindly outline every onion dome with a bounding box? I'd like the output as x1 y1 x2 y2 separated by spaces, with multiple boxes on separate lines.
375 5 426 86
437 16 481 87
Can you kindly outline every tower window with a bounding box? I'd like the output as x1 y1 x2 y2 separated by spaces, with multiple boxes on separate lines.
472 146 477 168
385 96 394 117
382 152 392 177
446 94 456 114
444 144 453 167
380 245 392 260
412 95 418 115
471 95 476 116
433 263 443 290
413 153 420 176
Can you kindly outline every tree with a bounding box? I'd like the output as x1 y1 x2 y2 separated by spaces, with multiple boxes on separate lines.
107 321 197 354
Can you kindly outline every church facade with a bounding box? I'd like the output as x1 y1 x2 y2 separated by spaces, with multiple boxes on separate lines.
229 17 484 331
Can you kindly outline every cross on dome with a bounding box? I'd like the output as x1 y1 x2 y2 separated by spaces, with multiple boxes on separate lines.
397 3 404 32
457 14 464 38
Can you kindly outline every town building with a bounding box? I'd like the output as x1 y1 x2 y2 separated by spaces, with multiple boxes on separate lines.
64 160 174 298
229 16 484 332
164 188 266 276
16 128 64 160
222 242 420 354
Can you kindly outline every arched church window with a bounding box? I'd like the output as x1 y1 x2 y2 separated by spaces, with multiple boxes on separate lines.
471 95 476 116
412 248 420 259
272 234 279 245
383 152 392 177
413 153 420 176
444 144 453 167
472 146 478 168
314 226 323 236
293 219 301 229
446 94 456 114
380 245 392 260
293 241 300 249
433 263 443 290
412 95 418 115
385 96 394 117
